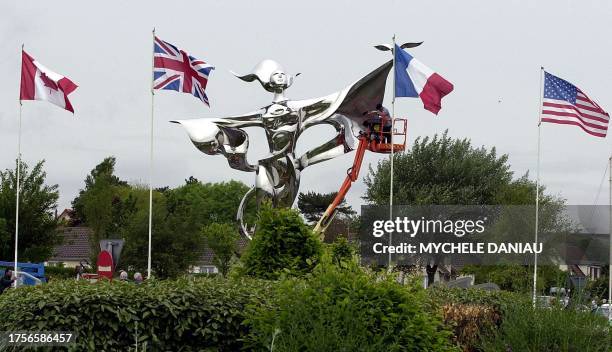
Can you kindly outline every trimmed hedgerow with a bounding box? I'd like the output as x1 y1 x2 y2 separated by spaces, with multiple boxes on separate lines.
0 277 273 351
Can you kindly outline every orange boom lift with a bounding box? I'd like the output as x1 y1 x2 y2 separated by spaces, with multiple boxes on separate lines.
313 117 407 237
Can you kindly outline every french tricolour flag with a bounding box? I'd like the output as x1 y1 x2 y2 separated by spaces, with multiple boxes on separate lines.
394 44 453 115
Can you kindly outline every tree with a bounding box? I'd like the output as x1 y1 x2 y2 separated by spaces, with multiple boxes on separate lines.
71 156 128 225
202 223 239 276
120 187 207 278
72 157 131 262
297 191 355 223
364 131 563 286
0 160 60 262
240 204 322 279
120 180 252 278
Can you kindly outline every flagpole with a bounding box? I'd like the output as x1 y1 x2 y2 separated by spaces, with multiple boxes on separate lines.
608 155 611 321
147 28 155 279
14 44 24 287
533 66 544 306
389 34 396 268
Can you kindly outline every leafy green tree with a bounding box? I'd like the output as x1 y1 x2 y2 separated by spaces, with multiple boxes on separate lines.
73 157 131 262
120 179 252 278
364 131 564 286
120 188 207 278
72 156 127 225
166 179 254 226
202 223 239 276
240 204 322 279
0 160 59 262
297 191 355 223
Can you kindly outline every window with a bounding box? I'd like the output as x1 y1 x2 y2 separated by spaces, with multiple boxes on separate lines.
588 266 601 280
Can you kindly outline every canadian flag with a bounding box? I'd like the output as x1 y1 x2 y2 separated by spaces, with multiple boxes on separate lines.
20 50 78 113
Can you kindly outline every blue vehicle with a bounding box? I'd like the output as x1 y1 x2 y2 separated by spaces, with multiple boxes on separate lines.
0 261 47 286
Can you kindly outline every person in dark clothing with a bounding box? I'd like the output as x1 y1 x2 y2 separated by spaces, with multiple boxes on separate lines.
363 112 382 142
376 103 392 143
363 104 392 143
0 270 15 294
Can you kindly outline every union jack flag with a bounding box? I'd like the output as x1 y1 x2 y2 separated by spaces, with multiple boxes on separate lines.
153 36 214 106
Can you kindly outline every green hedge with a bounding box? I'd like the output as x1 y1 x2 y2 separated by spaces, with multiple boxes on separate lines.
246 259 458 352
44 266 80 281
0 277 273 351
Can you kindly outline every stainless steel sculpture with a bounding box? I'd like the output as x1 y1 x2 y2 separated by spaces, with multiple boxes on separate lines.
173 56 395 238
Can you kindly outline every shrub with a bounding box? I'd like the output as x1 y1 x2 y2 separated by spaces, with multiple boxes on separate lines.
460 265 569 294
0 277 273 351
329 236 356 265
428 286 525 317
428 287 526 351
440 304 500 352
45 265 83 281
240 204 322 279
246 257 458 352
480 302 611 352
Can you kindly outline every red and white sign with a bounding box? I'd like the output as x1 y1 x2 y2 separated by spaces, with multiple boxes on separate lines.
96 250 114 280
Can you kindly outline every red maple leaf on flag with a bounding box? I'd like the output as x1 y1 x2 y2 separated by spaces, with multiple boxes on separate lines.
40 72 59 91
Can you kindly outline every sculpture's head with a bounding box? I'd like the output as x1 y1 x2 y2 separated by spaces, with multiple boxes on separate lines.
232 59 295 94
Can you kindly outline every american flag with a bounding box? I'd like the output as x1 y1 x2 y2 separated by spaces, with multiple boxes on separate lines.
153 36 214 105
541 71 609 137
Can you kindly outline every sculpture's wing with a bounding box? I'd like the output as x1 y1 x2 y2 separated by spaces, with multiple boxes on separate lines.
289 60 393 133
170 108 264 135
289 60 393 169
171 109 264 172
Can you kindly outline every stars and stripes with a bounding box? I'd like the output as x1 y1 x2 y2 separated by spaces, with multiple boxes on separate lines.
541 71 609 138
153 36 214 106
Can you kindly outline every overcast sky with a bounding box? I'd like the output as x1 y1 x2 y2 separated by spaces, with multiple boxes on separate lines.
1 1 611 214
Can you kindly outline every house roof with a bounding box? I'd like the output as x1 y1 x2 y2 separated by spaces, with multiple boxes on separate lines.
50 227 92 262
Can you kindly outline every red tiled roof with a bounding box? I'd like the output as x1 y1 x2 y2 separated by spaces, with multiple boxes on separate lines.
50 227 92 261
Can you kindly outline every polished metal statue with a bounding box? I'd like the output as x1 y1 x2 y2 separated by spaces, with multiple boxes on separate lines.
173 53 397 238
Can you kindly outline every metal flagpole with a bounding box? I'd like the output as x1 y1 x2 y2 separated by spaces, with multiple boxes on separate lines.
389 34 396 268
608 155 611 321
14 44 24 287
14 93 23 285
533 66 544 306
147 28 155 279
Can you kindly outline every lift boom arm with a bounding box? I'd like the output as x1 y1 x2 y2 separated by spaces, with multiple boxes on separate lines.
313 135 370 237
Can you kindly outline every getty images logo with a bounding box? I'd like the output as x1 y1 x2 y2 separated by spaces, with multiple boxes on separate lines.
372 217 487 238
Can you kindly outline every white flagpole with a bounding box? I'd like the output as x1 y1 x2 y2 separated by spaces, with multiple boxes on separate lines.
14 44 24 287
608 155 611 321
533 66 544 306
147 28 155 279
389 34 396 268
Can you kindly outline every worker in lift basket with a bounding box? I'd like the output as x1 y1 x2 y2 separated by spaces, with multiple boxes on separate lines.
363 104 392 143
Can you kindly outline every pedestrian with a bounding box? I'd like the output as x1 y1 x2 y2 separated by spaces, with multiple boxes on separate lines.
119 270 129 282
133 272 143 284
0 270 15 294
